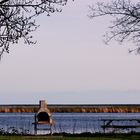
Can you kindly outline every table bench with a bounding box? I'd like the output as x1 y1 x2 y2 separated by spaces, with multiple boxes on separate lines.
101 118 140 133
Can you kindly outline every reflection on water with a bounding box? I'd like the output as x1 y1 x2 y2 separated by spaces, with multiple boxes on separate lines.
0 113 140 134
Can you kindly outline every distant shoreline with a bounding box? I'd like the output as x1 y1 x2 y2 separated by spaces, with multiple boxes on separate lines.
0 104 140 113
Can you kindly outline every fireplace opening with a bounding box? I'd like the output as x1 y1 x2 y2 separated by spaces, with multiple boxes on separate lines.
37 112 49 122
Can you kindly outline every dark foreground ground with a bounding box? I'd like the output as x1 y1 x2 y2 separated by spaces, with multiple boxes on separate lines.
1 134 140 140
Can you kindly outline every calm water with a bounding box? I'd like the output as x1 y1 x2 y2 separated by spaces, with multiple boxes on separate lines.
0 113 140 134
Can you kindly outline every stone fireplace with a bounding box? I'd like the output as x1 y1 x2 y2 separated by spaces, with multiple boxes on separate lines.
34 100 52 135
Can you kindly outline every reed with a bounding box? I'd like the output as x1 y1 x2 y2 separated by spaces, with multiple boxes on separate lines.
0 105 140 113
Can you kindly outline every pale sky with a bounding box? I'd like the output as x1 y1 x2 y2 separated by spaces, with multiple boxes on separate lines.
0 0 140 104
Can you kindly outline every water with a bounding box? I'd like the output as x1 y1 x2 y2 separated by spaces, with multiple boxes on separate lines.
0 113 140 134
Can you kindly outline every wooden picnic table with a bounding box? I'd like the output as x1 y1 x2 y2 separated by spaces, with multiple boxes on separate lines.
101 118 140 133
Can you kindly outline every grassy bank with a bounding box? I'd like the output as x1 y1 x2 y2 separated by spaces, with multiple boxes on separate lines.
1 134 140 140
1 104 140 113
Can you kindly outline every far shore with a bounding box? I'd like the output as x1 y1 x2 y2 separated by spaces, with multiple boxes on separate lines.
0 104 140 113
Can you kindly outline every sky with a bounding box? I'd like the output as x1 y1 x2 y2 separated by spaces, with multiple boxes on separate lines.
0 0 140 104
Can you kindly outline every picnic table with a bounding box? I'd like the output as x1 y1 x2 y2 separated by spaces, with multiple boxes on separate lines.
101 118 140 133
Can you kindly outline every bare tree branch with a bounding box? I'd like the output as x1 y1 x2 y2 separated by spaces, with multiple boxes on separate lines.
89 0 140 54
0 0 69 58
0 0 9 5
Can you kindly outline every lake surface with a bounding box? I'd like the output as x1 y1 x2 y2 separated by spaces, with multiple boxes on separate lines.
0 113 140 134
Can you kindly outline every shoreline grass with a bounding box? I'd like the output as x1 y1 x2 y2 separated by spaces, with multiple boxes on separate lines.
1 104 140 113
1 134 140 140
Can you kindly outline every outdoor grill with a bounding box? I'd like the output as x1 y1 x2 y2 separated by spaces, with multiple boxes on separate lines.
34 100 52 135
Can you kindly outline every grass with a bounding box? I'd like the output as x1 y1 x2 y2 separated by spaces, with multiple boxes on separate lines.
1 135 140 140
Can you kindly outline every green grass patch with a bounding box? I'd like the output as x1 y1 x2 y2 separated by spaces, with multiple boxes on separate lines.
1 135 140 140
